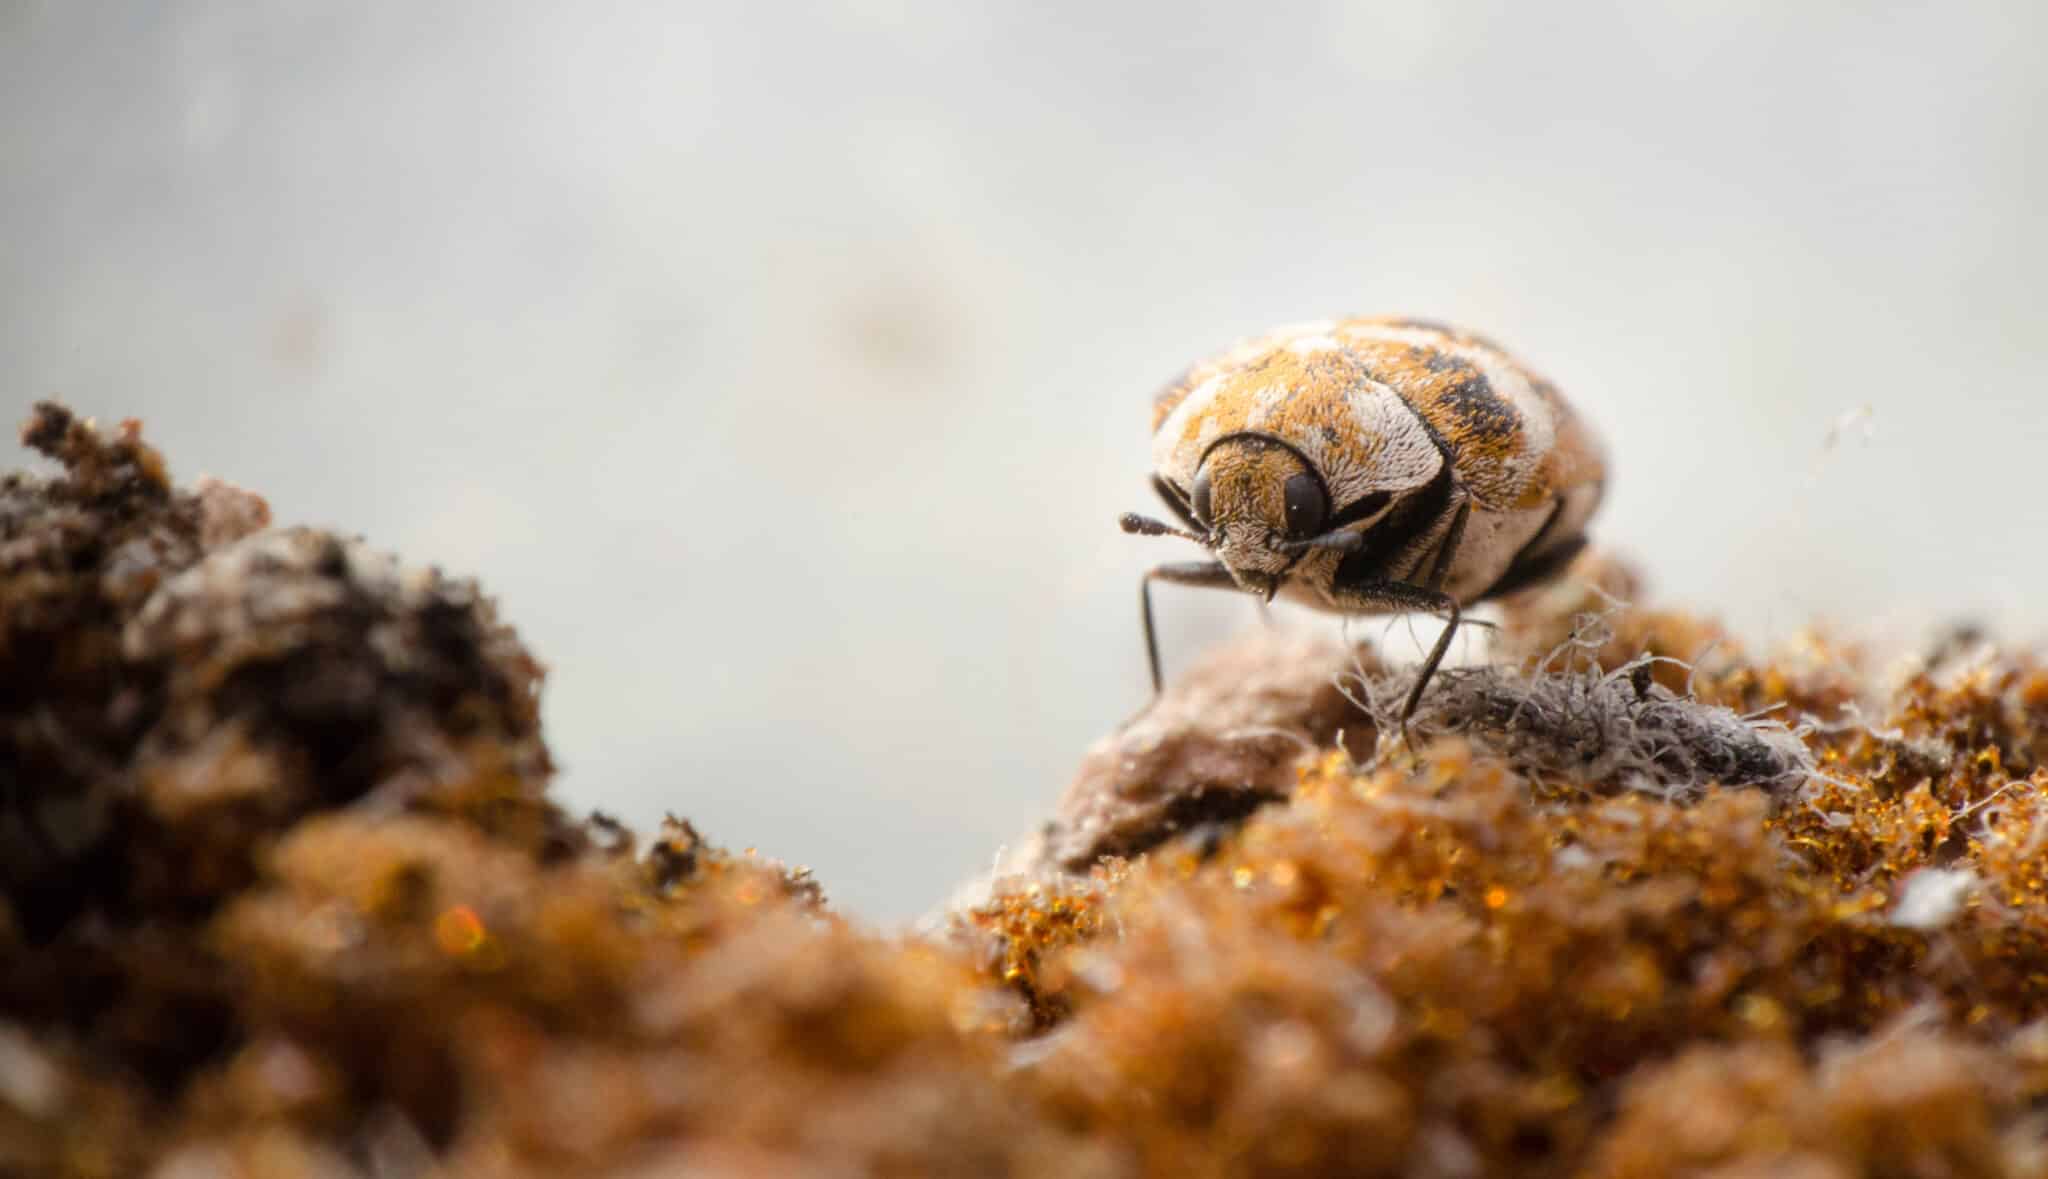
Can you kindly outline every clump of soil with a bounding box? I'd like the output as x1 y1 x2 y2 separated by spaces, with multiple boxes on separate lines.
9 403 2048 1178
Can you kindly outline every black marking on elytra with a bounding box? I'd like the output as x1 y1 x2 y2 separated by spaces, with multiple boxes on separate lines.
1439 372 1521 442
1423 348 1467 375
1362 348 1517 454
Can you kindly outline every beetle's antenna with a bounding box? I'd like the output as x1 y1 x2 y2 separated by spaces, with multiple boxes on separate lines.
1119 512 1210 546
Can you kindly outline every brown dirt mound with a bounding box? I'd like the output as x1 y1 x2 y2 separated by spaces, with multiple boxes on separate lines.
9 403 2048 1178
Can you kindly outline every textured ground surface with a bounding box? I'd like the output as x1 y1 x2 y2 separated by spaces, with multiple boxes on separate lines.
8 406 2048 1177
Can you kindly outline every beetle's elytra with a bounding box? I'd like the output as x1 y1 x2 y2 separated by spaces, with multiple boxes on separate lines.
1120 315 1606 730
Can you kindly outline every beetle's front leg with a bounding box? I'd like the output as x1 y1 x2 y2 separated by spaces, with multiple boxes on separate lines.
1138 560 1239 694
1326 576 1461 743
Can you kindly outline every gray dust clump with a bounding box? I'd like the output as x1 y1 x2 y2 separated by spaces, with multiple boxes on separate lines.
1368 658 1813 797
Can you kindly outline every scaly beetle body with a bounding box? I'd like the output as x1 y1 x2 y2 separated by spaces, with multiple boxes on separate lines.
1120 316 1606 727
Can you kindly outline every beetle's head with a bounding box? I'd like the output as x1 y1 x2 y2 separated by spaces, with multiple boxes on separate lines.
1121 434 1344 601
1185 436 1328 597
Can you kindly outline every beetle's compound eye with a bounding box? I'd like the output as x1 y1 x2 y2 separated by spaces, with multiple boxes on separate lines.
1190 469 1214 526
1282 472 1327 539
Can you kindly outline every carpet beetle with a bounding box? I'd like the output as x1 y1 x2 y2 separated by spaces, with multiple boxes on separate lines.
1120 315 1606 729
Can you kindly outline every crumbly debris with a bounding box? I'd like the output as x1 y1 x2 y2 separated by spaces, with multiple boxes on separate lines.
1040 628 1379 871
10 406 2048 1177
2 404 230 938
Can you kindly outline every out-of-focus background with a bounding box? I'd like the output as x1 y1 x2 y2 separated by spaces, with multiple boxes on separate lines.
5 2 2043 920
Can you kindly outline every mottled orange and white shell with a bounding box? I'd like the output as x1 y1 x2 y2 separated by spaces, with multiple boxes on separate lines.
1147 315 1604 608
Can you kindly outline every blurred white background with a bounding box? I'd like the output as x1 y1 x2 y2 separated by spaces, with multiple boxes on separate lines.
5 2 2044 920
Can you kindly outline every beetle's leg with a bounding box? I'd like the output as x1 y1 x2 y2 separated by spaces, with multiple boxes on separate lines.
1139 560 1238 694
1419 500 1471 593
1325 576 1461 747
1339 501 1470 742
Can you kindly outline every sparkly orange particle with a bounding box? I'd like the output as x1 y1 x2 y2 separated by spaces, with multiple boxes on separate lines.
434 904 487 957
